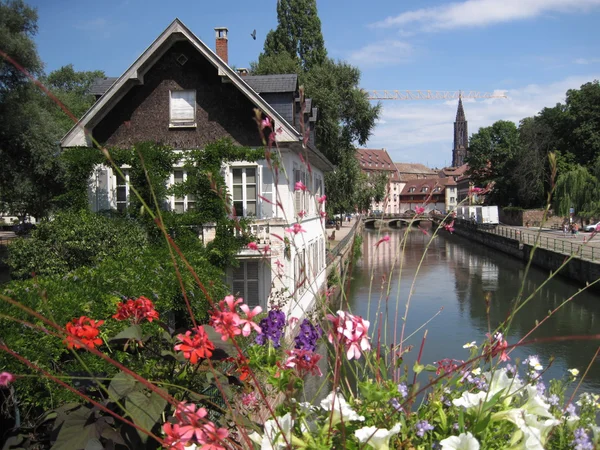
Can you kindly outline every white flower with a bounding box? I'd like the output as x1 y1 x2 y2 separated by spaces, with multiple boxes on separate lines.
463 341 477 349
440 432 480 450
320 391 365 425
354 423 401 450
471 367 481 376
568 368 579 377
527 356 543 371
453 391 487 411
250 413 294 449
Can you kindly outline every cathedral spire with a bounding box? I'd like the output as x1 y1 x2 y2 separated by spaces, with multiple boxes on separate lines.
452 97 468 167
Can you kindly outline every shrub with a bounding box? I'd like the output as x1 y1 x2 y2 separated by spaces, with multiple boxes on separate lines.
7 210 147 279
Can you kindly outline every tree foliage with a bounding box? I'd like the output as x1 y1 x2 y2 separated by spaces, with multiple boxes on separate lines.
553 165 600 219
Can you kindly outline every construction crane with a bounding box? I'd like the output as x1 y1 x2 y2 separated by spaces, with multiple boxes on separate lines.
364 90 507 101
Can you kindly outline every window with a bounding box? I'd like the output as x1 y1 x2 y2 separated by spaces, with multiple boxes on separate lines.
170 90 196 127
421 186 429 193
434 186 441 192
293 164 308 215
232 167 257 217
171 170 195 212
450 197 456 202
409 187 416 193
232 261 260 307
116 169 129 212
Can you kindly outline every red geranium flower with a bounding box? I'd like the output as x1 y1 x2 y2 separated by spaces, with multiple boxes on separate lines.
174 326 215 363
65 316 104 349
196 422 229 450
113 296 160 324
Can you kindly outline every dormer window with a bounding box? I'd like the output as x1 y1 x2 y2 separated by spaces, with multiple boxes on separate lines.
409 187 416 193
170 90 196 127
421 186 429 193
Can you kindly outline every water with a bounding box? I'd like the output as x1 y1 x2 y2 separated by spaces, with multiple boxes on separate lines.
347 228 600 393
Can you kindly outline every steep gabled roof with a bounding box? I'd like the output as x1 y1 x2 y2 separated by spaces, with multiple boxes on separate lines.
394 163 436 175
356 148 396 171
243 74 297 93
60 19 335 170
400 178 445 195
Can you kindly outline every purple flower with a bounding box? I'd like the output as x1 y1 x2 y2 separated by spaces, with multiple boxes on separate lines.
536 381 546 396
397 382 408 398
415 420 434 438
506 363 517 376
390 398 402 412
548 394 559 406
294 319 323 351
572 428 593 450
255 309 286 348
566 403 578 417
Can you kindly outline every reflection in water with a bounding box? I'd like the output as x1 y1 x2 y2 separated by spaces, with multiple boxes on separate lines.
348 229 600 392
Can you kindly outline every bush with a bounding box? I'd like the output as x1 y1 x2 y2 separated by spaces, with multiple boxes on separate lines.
7 210 148 279
0 244 227 412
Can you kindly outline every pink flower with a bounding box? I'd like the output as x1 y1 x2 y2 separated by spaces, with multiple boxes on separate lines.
486 332 510 362
295 181 307 192
163 422 188 450
320 211 327 218
261 116 272 130
241 392 258 407
262 244 270 254
298 210 306 218
285 223 306 234
247 241 258 251
444 220 455 234
239 304 263 337
317 195 327 204
0 372 15 387
209 296 243 341
374 235 390 248
415 206 425 215
326 311 371 360
196 422 229 449
283 349 323 377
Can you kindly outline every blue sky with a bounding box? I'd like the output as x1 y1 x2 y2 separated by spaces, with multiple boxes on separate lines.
27 0 600 167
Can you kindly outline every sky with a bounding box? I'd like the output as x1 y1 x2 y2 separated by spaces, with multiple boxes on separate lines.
27 0 600 168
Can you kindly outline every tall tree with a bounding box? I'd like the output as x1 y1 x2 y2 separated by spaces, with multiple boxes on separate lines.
466 120 520 206
43 64 105 133
0 0 42 96
562 80 600 167
553 165 600 219
261 0 327 72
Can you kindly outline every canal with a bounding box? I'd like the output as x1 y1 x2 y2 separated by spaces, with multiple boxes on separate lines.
348 228 600 393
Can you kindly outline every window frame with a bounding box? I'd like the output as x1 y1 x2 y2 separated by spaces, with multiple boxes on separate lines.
231 166 259 218
115 169 130 212
231 260 261 307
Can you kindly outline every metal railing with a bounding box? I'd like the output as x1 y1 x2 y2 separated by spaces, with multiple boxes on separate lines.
327 219 361 265
466 223 599 262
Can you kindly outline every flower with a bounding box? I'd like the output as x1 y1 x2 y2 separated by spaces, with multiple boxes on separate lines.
569 368 580 377
163 422 189 450
261 116 272 130
239 304 262 337
285 223 306 234
463 341 476 349
317 195 327 204
374 235 390 248
326 310 371 360
113 296 160 324
241 392 257 407
486 331 509 362
415 420 434 438
397 383 408 398
209 295 243 341
415 206 425 215
572 427 594 450
297 210 306 218
320 211 327 218
294 181 307 191
174 326 215 364
294 318 322 351
524 355 543 371
444 220 455 233
255 309 286 348
65 316 105 349
247 241 259 251
354 423 401 450
195 422 228 450
440 432 480 450
283 349 322 377
249 413 293 449
0 372 15 387
320 391 365 425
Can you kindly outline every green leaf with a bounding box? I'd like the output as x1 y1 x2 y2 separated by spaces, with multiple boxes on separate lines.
84 438 104 450
107 371 137 401
413 362 425 375
110 325 143 342
125 391 167 443
51 407 99 450
424 364 438 372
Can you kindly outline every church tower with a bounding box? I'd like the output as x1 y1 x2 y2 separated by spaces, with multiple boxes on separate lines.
452 97 468 167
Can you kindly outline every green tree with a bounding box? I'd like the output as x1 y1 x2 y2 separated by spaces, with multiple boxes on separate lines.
562 80 600 167
553 165 600 219
466 120 520 206
43 64 105 133
0 0 42 96
261 0 327 72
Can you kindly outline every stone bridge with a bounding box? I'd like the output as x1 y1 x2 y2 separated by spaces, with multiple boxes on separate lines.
363 215 437 229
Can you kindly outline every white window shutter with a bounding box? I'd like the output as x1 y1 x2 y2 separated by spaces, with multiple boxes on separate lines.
170 91 195 122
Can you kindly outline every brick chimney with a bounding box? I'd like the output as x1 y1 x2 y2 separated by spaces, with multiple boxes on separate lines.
214 27 228 64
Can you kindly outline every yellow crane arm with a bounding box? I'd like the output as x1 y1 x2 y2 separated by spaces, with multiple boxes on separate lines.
364 90 507 100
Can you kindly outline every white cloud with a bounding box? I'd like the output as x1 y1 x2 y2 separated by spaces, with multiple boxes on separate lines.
366 75 600 167
371 0 600 32
574 57 600 65
348 40 413 67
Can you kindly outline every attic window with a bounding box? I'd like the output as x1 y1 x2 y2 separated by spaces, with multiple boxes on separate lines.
176 54 189 66
170 90 196 127
421 187 429 193
409 187 416 193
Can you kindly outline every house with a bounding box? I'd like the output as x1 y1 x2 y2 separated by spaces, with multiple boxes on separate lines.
399 179 446 213
60 19 334 321
356 148 400 214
